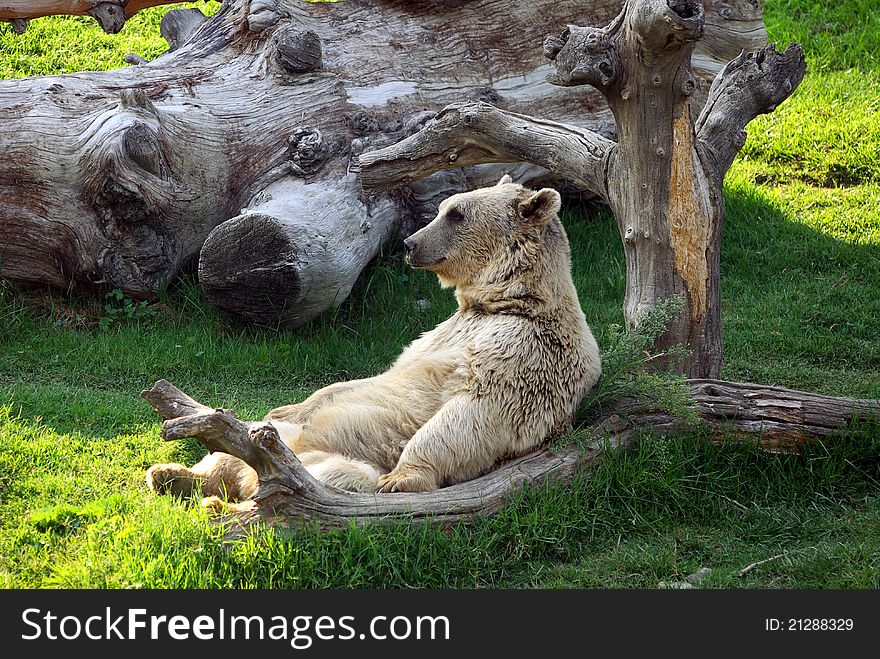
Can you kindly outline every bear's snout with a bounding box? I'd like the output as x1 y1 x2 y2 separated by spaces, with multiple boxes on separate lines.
403 234 443 268
403 236 417 265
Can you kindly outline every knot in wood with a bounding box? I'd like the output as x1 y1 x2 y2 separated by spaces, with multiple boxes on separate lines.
100 179 149 226
350 138 366 156
123 122 164 178
248 0 282 33
119 88 158 116
543 34 566 61
286 128 330 176
349 110 380 136
468 85 502 106
275 27 322 73
545 25 618 88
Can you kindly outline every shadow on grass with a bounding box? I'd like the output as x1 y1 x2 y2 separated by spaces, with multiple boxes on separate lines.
563 179 879 398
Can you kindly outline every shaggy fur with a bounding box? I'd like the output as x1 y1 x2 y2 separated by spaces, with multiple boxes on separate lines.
146 176 601 500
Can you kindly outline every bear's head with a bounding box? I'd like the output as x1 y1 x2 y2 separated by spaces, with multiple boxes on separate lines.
403 175 563 289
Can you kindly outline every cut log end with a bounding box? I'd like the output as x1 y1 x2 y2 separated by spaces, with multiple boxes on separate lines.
198 175 399 329
198 212 302 327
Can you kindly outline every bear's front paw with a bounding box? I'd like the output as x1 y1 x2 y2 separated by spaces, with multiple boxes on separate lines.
376 467 438 493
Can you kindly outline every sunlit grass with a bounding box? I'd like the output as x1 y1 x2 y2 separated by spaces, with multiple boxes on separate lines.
0 2 221 77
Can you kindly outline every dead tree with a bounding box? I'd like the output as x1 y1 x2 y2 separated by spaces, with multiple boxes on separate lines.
358 0 806 378
0 0 765 327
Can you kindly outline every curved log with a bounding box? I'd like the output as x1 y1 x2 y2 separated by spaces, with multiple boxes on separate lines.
141 379 879 530
0 0 766 328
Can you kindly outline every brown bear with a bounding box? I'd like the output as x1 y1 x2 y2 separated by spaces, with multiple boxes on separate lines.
146 175 601 499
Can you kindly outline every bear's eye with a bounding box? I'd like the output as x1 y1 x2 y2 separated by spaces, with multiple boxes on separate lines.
446 208 465 224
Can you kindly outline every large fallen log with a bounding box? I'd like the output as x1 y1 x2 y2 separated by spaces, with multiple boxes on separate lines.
0 0 766 327
141 379 879 529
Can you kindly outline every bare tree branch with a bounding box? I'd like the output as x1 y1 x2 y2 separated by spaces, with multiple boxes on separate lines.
357 102 615 200
696 43 807 182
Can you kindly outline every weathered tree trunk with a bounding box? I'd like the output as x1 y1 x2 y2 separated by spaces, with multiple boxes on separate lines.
0 0 765 328
0 0 196 34
141 379 879 530
358 0 804 377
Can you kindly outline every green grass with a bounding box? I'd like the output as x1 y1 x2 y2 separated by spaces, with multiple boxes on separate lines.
1 0 878 588
0 2 221 77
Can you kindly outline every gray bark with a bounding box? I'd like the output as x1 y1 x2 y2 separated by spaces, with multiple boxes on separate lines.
142 379 879 531
0 0 766 328
358 0 804 377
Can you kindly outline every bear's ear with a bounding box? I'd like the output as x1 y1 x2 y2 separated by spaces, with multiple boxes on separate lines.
518 188 561 223
496 173 513 186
